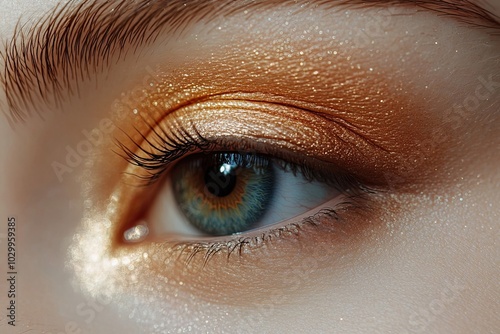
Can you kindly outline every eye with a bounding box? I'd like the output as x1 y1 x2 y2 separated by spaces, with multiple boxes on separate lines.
114 105 375 254
146 151 340 238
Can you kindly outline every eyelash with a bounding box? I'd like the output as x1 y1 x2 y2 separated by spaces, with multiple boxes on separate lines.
114 116 375 264
173 207 353 266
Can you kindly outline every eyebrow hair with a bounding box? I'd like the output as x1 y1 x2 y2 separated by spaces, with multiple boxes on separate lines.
1 0 499 124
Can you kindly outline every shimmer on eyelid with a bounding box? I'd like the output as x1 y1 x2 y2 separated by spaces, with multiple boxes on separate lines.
111 28 443 189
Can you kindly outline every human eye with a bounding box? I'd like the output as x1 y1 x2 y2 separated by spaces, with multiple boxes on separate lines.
84 66 394 279
67 0 474 313
117 113 369 246
132 150 348 239
2 0 500 333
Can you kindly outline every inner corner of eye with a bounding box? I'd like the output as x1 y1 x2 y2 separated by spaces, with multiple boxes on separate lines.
120 151 345 245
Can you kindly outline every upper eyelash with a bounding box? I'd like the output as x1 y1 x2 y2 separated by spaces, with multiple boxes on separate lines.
114 115 370 198
114 119 212 185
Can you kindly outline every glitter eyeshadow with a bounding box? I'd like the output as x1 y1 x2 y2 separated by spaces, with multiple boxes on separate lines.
70 4 457 332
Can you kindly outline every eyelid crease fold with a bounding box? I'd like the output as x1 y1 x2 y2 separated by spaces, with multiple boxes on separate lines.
1 0 499 124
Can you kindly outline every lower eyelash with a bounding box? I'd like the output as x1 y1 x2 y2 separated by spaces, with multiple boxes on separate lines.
162 197 366 267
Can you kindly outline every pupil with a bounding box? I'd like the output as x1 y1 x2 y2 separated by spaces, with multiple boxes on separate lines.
204 163 237 197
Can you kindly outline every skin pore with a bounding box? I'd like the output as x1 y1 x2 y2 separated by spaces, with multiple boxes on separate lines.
0 1 499 333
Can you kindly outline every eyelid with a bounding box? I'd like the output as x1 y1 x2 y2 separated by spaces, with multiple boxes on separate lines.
116 93 403 184
107 21 457 191
150 197 358 264
108 71 456 259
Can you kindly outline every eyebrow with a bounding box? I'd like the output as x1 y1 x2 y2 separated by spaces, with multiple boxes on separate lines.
1 0 499 124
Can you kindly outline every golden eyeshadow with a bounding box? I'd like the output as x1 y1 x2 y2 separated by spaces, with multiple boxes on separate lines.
67 8 465 324
97 42 444 304
110 37 444 189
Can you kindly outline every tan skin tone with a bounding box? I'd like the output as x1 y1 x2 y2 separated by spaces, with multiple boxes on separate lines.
0 1 499 333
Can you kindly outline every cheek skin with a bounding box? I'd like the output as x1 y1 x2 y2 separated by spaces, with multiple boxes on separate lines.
234 180 499 334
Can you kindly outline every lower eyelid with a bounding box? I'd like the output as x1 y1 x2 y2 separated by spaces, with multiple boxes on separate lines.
119 190 385 306
147 193 348 244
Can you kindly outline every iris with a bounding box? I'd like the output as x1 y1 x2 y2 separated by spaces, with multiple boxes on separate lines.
172 153 275 236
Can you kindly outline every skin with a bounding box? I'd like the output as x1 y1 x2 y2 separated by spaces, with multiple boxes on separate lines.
0 1 499 333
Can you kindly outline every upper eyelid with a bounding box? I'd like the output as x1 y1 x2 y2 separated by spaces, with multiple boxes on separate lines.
1 0 499 125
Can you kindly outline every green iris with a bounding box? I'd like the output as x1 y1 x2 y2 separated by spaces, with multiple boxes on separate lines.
172 153 275 236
